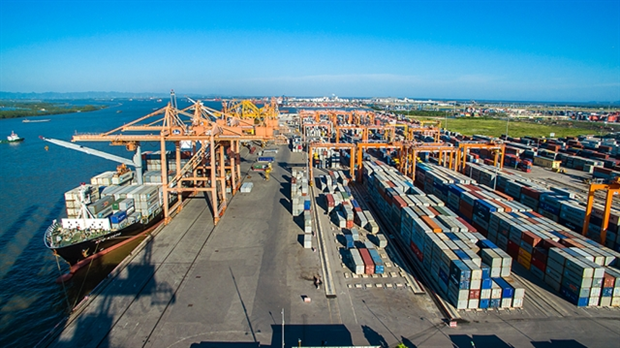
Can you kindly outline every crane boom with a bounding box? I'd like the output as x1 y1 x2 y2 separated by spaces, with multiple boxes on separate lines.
40 136 143 184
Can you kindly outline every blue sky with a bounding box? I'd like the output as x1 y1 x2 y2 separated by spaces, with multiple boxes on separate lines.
1 0 618 102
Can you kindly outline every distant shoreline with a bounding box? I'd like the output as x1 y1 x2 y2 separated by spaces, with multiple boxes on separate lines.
0 102 107 120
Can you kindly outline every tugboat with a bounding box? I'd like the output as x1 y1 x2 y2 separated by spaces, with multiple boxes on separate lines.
1 131 24 143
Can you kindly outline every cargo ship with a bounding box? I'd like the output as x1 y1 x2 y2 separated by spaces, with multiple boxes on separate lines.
44 170 172 265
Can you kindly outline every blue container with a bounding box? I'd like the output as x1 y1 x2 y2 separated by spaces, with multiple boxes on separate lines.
345 235 354 249
492 277 515 298
602 287 613 297
449 184 465 196
480 264 491 279
351 199 360 209
478 240 498 249
453 249 470 261
490 299 501 308
258 156 275 162
529 264 545 280
479 298 490 309
450 260 472 282
110 210 127 224
549 231 566 239
439 267 449 285
481 278 493 290
304 200 312 210
560 286 588 307
368 249 384 274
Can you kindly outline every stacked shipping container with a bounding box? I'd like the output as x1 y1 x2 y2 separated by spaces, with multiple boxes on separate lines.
418 162 620 308
363 161 525 310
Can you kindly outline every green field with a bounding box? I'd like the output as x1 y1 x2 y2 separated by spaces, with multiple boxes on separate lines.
409 116 617 138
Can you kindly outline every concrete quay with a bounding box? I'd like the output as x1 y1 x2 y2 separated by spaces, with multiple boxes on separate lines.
43 145 620 348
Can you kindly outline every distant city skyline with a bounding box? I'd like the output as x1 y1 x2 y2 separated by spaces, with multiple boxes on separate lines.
1 0 618 102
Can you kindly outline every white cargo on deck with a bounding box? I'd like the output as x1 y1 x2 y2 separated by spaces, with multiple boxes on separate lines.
61 218 111 231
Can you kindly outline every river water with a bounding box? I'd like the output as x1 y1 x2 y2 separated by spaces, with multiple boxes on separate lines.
0 99 223 347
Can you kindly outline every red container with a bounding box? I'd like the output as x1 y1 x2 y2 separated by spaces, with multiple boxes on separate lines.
494 201 512 213
465 184 481 191
596 167 614 174
521 230 542 246
507 240 520 258
359 248 375 275
457 217 477 232
393 196 407 209
459 201 474 220
542 239 565 250
531 255 546 271
532 247 548 263
427 206 440 216
560 238 584 248
469 289 481 300
603 273 616 288
326 194 334 208
346 220 354 229
521 187 541 200
493 191 514 201
410 242 424 262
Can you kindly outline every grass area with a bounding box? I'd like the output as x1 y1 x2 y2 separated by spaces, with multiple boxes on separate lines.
408 116 617 138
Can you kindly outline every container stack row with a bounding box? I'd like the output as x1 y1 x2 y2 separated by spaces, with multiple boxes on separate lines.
362 160 525 310
291 167 310 216
101 184 162 218
348 245 385 275
466 162 620 252
291 167 312 248
289 136 303 152
319 170 380 233
312 147 344 169
64 184 102 219
142 170 176 185
142 151 190 171
90 171 134 186
418 162 620 308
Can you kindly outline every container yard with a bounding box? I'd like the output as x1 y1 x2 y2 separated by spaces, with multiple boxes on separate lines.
40 101 620 348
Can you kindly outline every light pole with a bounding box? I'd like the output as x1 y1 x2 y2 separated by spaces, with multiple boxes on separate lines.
281 308 285 348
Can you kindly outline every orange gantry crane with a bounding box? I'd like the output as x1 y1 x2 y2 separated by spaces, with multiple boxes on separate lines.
307 142 356 182
398 142 457 179
355 142 403 182
455 142 506 173
72 95 278 225
582 178 620 245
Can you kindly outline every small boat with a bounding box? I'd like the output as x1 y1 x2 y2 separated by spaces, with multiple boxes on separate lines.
0 131 24 143
22 118 51 123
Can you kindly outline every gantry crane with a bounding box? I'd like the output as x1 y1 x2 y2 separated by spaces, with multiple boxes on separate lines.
355 142 403 182
66 94 279 225
582 178 620 245
307 142 356 182
398 142 457 179
455 142 506 173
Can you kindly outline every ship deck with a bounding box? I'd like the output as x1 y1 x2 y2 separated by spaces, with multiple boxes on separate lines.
43 145 620 348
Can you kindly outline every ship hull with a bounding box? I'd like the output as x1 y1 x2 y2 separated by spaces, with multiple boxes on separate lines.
48 211 163 265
